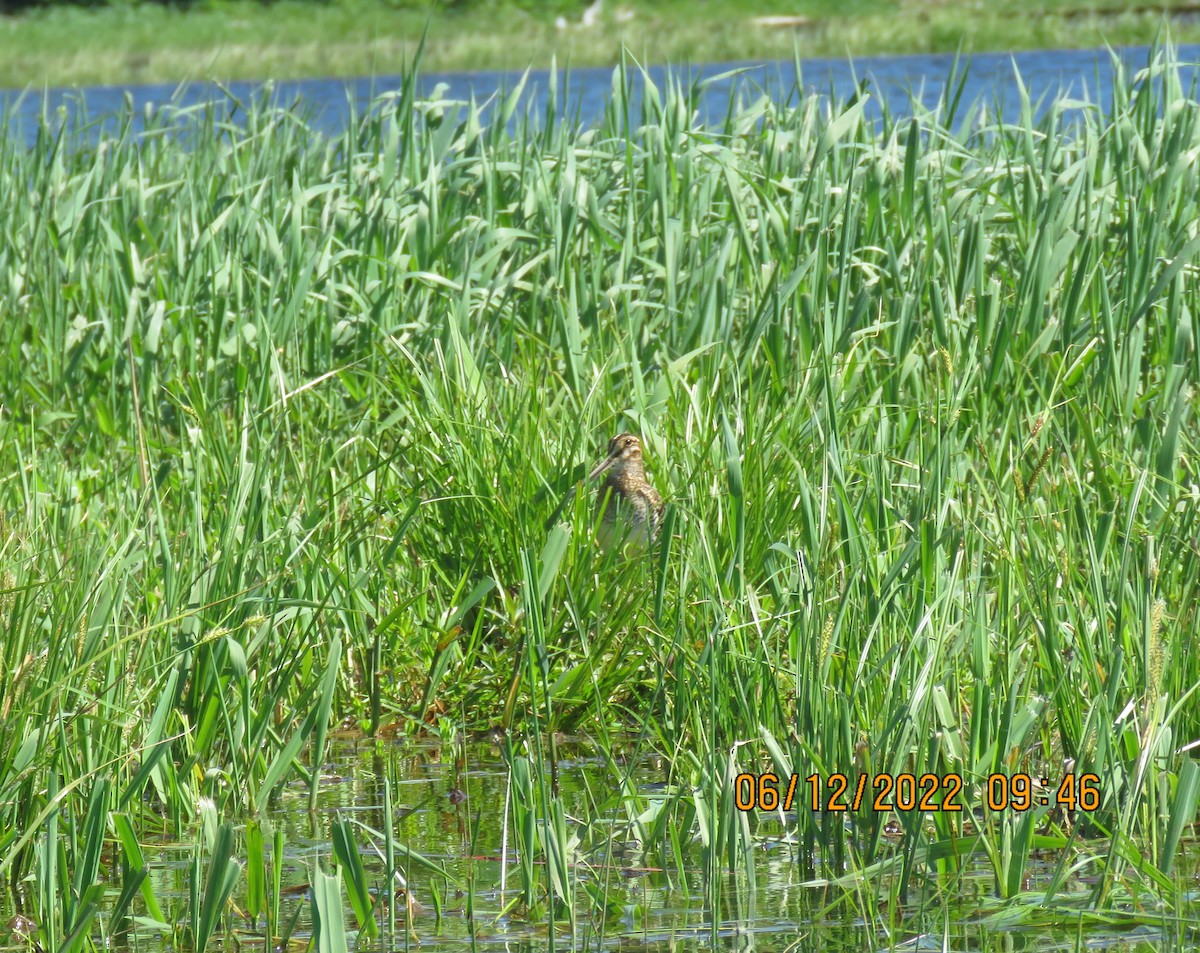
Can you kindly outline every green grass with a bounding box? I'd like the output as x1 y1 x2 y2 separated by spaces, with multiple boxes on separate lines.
2 0 1200 87
2 41 1200 948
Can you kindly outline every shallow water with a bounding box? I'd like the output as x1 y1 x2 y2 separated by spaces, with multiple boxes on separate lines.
4 45 1200 148
107 740 1200 952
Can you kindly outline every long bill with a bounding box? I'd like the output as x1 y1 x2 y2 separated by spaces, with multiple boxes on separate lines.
588 454 616 481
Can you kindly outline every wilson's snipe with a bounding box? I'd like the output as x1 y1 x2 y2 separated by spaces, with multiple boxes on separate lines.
588 433 665 553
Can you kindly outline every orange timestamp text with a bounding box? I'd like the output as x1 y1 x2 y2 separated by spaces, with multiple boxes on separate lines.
734 772 1103 813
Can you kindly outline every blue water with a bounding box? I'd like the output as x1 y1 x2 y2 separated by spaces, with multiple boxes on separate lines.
4 45 1200 146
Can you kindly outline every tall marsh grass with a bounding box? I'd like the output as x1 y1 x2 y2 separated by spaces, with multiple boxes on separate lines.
1 46 1200 943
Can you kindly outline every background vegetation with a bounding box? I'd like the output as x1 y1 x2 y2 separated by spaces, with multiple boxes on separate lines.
1 44 1200 948
2 0 1200 87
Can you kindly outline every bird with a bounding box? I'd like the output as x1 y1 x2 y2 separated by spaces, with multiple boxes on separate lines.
587 433 665 554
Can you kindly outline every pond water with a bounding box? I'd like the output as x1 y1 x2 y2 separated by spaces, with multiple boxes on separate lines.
4 45 1200 147
113 740 1197 952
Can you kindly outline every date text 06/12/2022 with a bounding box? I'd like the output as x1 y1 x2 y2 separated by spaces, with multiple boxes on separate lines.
734 772 1102 814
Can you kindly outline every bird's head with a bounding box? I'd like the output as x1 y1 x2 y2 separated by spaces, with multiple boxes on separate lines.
588 432 644 480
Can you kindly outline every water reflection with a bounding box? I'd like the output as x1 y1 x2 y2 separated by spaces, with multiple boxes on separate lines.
4 45 1200 148
112 740 1200 952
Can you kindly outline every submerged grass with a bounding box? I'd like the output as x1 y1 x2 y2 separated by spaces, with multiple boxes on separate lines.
1 42 1200 946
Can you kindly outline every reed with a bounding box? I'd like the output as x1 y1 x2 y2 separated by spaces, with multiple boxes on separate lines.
1 43 1199 945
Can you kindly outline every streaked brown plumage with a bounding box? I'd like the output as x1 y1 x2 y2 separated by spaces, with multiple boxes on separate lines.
587 433 665 553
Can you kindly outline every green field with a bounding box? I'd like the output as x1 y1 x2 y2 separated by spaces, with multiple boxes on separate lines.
2 42 1200 950
2 0 1200 87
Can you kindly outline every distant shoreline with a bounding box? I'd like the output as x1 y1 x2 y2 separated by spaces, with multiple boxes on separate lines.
2 0 1199 89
